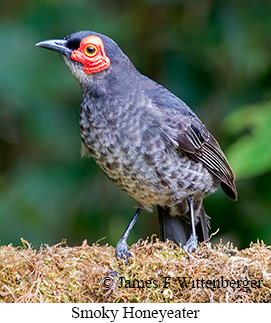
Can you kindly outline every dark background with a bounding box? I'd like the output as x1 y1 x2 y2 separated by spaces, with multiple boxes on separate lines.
0 0 270 249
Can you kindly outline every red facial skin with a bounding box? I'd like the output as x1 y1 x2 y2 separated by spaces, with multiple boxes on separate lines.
71 36 111 75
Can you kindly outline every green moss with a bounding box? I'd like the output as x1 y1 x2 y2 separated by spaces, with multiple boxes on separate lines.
0 239 270 302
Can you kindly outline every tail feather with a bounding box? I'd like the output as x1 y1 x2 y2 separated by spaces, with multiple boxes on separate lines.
198 205 209 241
157 203 209 246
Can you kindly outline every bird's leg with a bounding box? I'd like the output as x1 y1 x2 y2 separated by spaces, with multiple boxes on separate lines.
184 198 198 253
116 208 142 261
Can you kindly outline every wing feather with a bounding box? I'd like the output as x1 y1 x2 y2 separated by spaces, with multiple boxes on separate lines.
142 76 237 200
177 116 237 200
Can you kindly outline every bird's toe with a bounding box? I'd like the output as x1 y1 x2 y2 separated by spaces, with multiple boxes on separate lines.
116 239 131 261
184 236 198 253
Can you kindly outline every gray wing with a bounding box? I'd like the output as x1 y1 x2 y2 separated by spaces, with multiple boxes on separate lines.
176 115 237 200
144 78 237 200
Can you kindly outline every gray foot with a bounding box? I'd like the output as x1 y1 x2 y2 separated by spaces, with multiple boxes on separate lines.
116 238 131 261
184 235 198 253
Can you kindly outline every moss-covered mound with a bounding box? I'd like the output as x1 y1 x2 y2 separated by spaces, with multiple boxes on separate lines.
0 239 270 302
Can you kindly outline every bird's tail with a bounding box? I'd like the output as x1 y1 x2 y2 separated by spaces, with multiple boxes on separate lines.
157 201 209 246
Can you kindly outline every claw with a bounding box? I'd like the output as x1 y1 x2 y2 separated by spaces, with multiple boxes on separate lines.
116 239 131 262
184 235 198 253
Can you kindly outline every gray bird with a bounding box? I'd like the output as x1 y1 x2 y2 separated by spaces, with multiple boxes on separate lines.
36 31 237 260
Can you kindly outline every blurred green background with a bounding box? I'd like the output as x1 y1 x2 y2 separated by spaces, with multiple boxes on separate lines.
0 0 270 250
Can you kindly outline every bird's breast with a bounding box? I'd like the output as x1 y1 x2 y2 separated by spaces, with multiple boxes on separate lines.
79 100 217 209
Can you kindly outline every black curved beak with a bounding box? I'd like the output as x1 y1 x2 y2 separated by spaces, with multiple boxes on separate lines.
35 39 71 55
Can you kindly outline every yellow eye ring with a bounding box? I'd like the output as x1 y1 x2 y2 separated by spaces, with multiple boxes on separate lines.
84 45 97 57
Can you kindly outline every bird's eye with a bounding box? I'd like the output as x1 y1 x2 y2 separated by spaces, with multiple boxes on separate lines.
84 45 97 57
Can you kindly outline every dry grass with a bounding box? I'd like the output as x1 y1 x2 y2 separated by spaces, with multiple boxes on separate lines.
0 238 271 303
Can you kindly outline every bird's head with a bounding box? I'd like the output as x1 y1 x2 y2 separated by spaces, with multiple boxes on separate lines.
36 31 132 86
